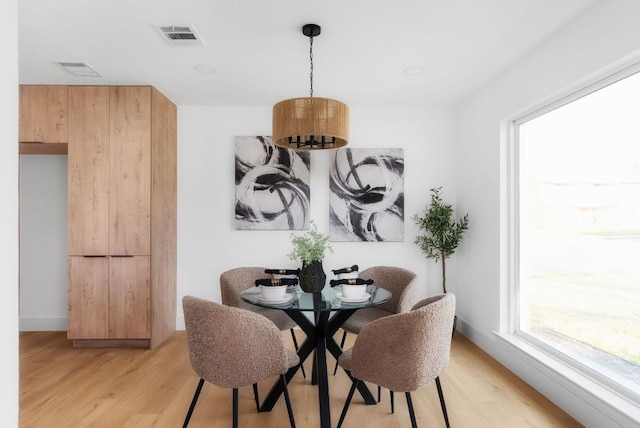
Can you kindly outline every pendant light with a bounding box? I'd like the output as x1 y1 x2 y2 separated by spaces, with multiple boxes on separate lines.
273 24 349 150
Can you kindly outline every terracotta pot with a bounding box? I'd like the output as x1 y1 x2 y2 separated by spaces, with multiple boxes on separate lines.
299 260 326 293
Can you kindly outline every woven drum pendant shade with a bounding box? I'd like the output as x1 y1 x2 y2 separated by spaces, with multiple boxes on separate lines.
273 96 349 150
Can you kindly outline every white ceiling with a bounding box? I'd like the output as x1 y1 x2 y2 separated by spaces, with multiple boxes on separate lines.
18 0 599 107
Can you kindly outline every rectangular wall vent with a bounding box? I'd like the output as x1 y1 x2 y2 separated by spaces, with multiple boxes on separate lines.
156 25 205 46
55 62 102 78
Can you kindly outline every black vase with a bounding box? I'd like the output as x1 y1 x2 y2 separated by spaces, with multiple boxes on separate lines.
299 260 326 293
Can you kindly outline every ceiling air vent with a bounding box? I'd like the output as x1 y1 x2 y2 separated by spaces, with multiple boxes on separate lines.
55 62 102 78
156 25 205 46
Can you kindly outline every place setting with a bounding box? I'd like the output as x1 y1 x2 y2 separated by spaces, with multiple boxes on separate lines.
330 265 374 304
254 277 298 306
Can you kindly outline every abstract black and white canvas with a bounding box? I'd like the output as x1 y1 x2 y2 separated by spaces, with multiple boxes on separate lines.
329 148 404 241
235 136 311 230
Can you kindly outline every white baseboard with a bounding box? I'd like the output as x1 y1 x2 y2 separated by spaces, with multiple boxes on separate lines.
20 316 67 331
456 317 640 428
176 317 185 331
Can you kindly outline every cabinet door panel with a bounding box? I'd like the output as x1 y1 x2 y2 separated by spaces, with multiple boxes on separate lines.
19 85 68 143
109 87 151 255
149 88 178 348
109 256 150 339
67 257 109 339
68 87 110 255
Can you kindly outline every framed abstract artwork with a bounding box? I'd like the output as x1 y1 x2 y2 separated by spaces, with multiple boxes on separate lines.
329 148 404 241
235 136 311 230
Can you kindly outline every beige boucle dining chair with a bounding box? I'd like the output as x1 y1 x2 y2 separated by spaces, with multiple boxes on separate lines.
182 296 299 428
333 266 420 377
220 266 305 378
336 293 456 428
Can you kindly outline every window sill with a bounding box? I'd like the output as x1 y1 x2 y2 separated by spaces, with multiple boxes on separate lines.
493 331 640 427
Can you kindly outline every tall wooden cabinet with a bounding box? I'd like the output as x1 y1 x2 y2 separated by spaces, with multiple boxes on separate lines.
66 86 176 349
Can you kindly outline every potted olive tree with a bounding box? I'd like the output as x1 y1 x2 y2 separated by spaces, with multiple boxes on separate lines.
288 220 333 293
412 187 469 294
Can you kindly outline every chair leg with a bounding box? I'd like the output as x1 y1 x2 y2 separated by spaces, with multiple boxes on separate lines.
333 330 348 375
290 328 299 349
378 385 381 402
290 329 306 379
253 383 260 412
405 392 418 428
281 374 296 428
337 378 359 428
435 376 451 428
182 378 204 428
233 388 239 428
390 390 394 414
339 330 347 348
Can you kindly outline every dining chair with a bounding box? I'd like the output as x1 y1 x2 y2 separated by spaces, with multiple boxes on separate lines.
336 293 456 428
220 266 305 378
182 296 299 428
333 265 420 377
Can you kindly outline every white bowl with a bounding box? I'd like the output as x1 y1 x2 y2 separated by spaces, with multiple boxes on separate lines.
341 283 367 299
259 284 287 301
338 271 359 280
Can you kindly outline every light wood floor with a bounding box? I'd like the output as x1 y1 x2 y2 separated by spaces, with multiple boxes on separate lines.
20 330 583 428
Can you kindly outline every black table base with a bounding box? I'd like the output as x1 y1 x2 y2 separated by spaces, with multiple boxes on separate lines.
259 308 376 428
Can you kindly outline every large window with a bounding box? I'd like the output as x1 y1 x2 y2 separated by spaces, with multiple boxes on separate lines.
513 66 640 399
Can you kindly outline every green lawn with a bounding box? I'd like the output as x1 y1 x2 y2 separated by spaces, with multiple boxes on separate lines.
527 270 640 365
522 231 640 391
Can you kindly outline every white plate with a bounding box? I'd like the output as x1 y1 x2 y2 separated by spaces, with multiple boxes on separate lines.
257 294 293 305
335 292 371 303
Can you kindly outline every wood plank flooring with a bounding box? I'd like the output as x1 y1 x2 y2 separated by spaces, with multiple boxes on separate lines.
19 330 583 427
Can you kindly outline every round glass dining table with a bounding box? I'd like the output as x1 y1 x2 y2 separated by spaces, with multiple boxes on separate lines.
241 284 391 428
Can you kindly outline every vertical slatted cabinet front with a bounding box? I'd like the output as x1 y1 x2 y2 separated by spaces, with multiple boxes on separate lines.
67 86 153 346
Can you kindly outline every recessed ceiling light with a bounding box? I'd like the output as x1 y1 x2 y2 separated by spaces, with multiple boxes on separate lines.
403 66 425 76
54 62 101 78
193 64 215 74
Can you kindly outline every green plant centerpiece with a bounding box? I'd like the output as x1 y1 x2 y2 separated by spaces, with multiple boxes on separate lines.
288 220 333 293
412 187 469 294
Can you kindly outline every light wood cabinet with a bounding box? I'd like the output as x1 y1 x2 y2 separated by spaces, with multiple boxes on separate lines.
109 88 151 256
66 86 176 349
67 256 151 341
19 85 68 144
67 86 110 256
108 256 151 339
67 256 109 339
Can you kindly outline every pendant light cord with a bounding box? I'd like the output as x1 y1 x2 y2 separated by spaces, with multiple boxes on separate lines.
309 34 314 98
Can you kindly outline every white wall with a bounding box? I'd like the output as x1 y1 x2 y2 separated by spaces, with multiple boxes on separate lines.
1 0 20 425
19 155 68 330
176 104 456 326
455 1 640 427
